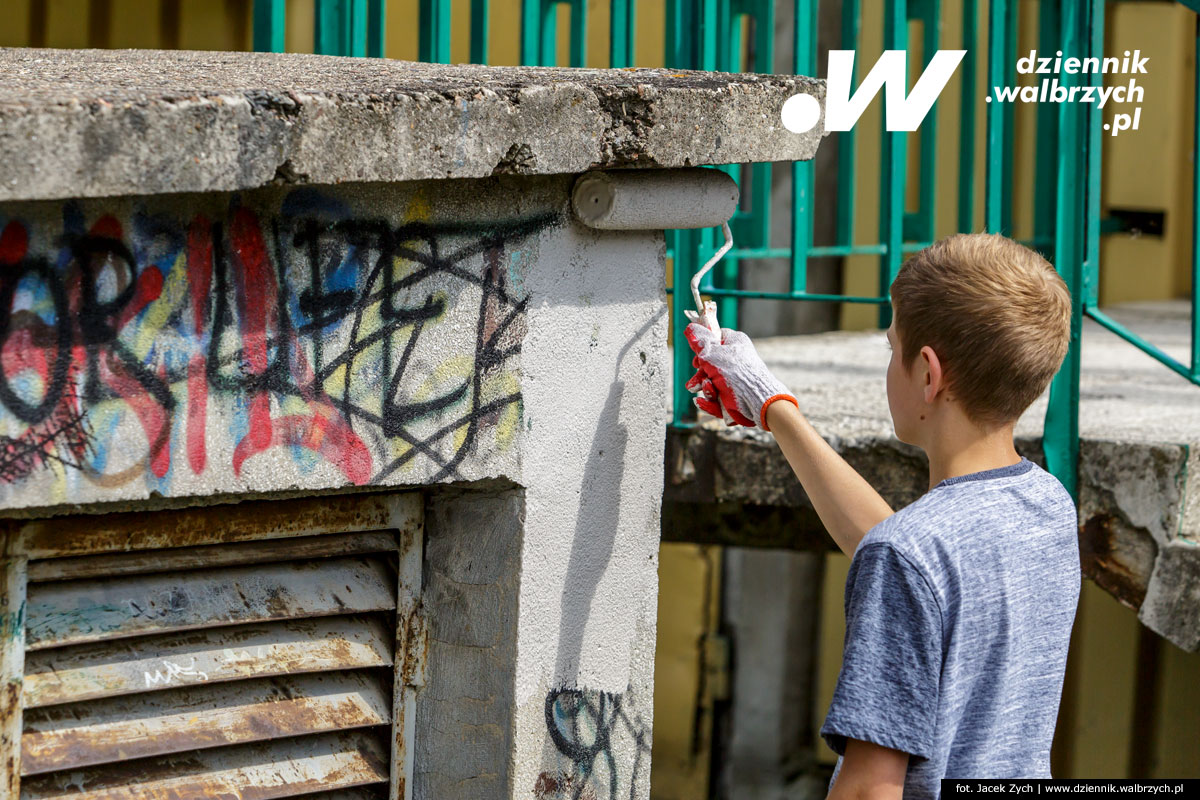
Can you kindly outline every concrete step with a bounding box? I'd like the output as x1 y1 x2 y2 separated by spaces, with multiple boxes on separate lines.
665 300 1200 651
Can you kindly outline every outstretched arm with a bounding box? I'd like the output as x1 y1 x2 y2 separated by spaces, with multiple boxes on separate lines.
685 323 893 556
766 401 893 557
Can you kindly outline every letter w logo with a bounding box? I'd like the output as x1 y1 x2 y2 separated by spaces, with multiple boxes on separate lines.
784 49 965 133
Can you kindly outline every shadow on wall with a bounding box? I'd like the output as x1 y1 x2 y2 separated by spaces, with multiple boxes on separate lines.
538 309 665 800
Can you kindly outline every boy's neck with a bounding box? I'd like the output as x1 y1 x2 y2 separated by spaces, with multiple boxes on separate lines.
923 420 1021 491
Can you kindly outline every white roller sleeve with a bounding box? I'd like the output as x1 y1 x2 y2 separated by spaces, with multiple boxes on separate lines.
570 168 739 230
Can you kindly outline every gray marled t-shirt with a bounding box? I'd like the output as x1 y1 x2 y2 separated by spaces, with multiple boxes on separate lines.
820 457 1080 797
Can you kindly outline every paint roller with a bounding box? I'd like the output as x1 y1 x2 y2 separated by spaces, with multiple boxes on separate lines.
571 168 739 421
570 168 738 337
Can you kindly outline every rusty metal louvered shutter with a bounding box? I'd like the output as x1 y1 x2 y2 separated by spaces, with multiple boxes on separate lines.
16 518 423 800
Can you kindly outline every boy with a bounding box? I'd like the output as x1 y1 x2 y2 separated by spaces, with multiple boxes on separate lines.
685 233 1080 798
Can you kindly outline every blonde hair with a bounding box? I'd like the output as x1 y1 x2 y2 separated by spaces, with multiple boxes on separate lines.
888 232 1071 427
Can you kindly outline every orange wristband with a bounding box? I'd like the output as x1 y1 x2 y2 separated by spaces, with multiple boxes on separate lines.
760 394 799 432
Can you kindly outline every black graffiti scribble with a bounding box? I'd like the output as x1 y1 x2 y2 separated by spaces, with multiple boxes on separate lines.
0 378 96 483
544 688 652 800
0 206 556 485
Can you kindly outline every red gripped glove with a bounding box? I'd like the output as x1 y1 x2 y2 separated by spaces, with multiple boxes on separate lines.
684 323 799 431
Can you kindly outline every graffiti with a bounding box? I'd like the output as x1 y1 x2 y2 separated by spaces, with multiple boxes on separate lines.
0 190 553 500
144 657 209 688
0 378 94 483
538 687 651 800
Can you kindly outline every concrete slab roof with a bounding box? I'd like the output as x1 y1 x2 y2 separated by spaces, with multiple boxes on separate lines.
0 47 824 202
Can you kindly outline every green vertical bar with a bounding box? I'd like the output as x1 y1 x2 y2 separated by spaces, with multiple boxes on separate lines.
720 0 739 316
349 0 368 56
984 0 1007 232
610 0 633 66
956 0 977 232
520 0 540 64
792 0 816 293
470 0 488 61
1084 0 1103 309
665 0 692 427
569 0 586 66
1033 0 1060 253
337 0 351 53
541 1 557 65
1044 0 1085 499
673 229 699 425
1000 0 1017 234
420 0 451 61
1193 14 1200 379
836 0 860 247
906 0 940 244
792 160 813 295
314 0 338 54
665 0 683 67
252 0 286 52
700 0 717 70
878 0 907 328
747 0 774 251
368 0 386 57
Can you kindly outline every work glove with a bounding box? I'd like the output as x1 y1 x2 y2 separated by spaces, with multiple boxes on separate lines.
684 323 798 431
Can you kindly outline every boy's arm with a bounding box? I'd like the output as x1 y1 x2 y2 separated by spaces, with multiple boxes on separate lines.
766 401 894 557
827 739 909 800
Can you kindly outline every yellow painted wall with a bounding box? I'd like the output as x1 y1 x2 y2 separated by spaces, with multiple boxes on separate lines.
1099 2 1195 305
650 543 722 800
815 550 852 766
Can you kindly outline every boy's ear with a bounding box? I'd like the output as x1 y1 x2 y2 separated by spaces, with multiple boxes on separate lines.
920 345 943 404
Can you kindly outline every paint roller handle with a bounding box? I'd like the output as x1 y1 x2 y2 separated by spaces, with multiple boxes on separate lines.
683 323 798 431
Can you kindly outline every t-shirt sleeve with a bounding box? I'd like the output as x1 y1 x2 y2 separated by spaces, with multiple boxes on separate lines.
820 542 943 760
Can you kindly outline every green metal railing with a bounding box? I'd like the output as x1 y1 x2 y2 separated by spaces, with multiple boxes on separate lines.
252 0 1200 501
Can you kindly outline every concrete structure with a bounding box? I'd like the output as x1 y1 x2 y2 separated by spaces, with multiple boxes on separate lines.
0 47 823 799
666 301 1200 653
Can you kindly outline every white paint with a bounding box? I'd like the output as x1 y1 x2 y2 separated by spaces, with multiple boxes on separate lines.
144 657 209 687
510 213 666 798
515 219 666 701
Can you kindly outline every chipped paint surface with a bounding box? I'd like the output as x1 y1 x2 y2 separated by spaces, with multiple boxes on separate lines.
11 492 423 798
24 616 393 707
19 730 390 799
22 671 391 775
9 492 418 558
25 556 396 650
27 531 397 582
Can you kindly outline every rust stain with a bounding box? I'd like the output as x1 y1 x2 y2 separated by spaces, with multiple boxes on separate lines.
399 607 429 688
1 680 21 798
534 770 597 800
19 730 389 798
21 678 388 775
14 493 404 560
1079 514 1149 609
27 530 397 583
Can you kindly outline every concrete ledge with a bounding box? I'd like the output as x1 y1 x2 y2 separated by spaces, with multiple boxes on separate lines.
0 48 824 202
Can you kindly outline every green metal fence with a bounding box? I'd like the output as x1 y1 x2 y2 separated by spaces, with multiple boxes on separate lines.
252 0 1200 500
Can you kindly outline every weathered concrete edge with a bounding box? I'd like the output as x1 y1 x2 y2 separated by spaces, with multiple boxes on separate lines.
664 426 1200 651
0 58 825 202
